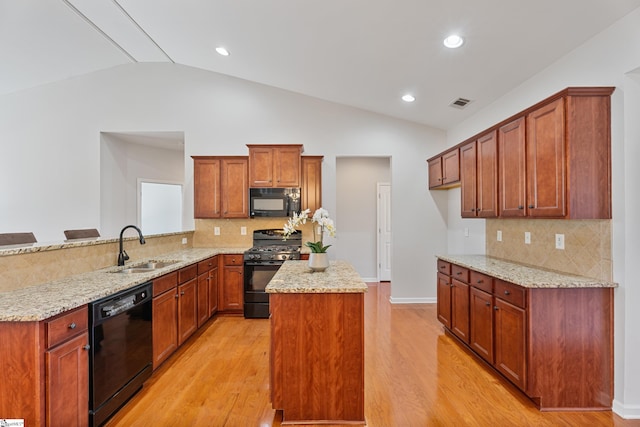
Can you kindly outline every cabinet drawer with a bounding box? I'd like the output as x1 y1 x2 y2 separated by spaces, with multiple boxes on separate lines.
494 279 526 308
153 271 178 296
198 256 217 275
46 305 88 349
178 264 198 284
451 264 469 282
470 271 493 294
224 254 243 266
437 260 451 275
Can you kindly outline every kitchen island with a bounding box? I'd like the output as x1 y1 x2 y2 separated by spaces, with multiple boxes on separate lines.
266 260 367 425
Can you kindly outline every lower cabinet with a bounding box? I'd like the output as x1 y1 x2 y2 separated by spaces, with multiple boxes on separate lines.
220 254 244 313
177 278 198 345
437 258 613 410
152 284 179 369
0 305 90 427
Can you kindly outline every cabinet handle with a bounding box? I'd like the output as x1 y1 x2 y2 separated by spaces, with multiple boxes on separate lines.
68 322 76 329
83 344 90 351
518 205 524 210
456 271 462 275
485 302 491 306
494 306 499 311
504 290 511 295
175 294 179 299
477 280 483 284
439 265 445 269
528 205 534 209
180 291 185 296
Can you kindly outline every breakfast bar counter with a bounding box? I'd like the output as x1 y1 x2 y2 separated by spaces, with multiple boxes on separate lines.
266 260 367 425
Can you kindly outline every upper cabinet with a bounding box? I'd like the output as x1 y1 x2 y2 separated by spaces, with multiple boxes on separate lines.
301 156 323 212
428 148 460 189
247 144 303 188
461 130 498 218
192 156 249 219
431 87 614 219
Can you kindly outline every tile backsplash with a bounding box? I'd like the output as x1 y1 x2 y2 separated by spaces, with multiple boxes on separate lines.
194 218 314 248
485 219 611 281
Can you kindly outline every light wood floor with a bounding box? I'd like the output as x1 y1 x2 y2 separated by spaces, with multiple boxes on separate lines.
106 283 638 427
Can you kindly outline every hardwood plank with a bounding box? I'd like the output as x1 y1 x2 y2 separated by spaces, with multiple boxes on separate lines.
105 283 634 427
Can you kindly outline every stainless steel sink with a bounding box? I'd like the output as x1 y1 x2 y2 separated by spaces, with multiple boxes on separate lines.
109 260 179 274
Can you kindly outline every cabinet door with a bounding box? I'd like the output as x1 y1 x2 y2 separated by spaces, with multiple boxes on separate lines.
442 149 460 185
476 130 498 217
460 141 477 218
221 157 249 218
450 279 470 343
494 298 527 390
428 157 443 189
498 117 527 217
274 146 301 187
470 287 494 363
221 265 244 312
152 289 178 369
436 272 451 328
209 266 219 316
178 279 198 345
301 156 323 212
193 157 221 218
197 273 210 328
248 147 274 187
46 333 89 427
526 97 566 218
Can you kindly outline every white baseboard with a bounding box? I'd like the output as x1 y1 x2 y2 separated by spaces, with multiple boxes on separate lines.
389 297 436 304
613 400 640 419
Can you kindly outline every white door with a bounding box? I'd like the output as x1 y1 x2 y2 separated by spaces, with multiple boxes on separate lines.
377 183 392 281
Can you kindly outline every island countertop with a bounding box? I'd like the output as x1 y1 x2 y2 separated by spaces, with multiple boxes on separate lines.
265 260 368 293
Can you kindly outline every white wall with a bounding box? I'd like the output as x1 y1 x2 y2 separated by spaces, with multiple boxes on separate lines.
335 157 391 281
445 8 640 418
0 62 447 302
99 133 184 237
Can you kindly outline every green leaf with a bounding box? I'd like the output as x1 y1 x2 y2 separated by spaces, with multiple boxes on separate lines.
305 241 331 253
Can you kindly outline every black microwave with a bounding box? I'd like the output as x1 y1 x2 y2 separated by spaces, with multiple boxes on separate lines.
250 188 301 218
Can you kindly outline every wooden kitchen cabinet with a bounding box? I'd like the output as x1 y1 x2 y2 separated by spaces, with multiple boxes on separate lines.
247 144 303 188
428 148 460 189
461 131 498 218
498 117 527 217
436 258 614 410
192 156 248 219
198 256 219 318
0 305 89 427
301 155 323 212
219 254 244 314
152 282 178 369
193 157 221 218
177 278 198 345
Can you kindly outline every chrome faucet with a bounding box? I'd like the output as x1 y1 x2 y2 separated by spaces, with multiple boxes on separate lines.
118 225 146 266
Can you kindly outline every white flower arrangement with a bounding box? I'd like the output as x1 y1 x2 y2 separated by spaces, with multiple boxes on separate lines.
283 207 336 253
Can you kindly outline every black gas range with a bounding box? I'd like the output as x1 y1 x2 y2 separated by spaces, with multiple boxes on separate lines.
243 229 301 318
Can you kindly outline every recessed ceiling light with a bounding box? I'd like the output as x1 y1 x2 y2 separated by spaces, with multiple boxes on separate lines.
443 35 464 49
215 47 230 56
402 94 416 103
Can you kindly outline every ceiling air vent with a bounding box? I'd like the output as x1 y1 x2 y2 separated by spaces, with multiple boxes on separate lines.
449 97 472 109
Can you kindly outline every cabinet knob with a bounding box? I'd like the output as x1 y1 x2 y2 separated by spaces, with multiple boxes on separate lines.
485 302 491 306
494 306 499 311
68 322 76 330
504 290 511 295
175 294 179 299
518 205 524 210
456 271 462 275
180 291 185 296
528 205 534 209
83 344 90 351
477 280 483 284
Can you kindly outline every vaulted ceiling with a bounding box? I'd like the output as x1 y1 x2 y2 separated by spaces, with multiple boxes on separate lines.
2 1 640 129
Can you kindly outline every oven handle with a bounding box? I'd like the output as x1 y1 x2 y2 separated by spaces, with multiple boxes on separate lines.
244 261 285 266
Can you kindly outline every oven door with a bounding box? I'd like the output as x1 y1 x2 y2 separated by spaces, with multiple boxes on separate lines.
244 261 282 303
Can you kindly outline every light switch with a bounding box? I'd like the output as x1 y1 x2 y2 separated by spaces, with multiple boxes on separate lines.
214 227 220 236
497 230 502 242
241 226 247 235
181 237 187 245
555 233 565 250
525 231 531 244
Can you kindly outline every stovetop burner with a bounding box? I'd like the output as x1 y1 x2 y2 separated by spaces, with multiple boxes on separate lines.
244 229 302 261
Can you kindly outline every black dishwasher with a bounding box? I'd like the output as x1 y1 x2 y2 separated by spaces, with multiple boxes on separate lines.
89 281 153 427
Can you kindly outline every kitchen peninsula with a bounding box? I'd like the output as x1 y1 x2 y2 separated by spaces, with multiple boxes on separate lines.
266 260 367 425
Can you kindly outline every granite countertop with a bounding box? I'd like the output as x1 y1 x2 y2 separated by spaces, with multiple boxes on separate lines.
0 247 248 322
266 260 368 294
436 254 617 288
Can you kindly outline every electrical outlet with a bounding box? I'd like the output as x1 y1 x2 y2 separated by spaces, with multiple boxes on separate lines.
181 237 187 245
241 226 247 235
464 227 469 237
555 233 565 250
525 231 531 244
497 230 502 242
214 227 220 236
